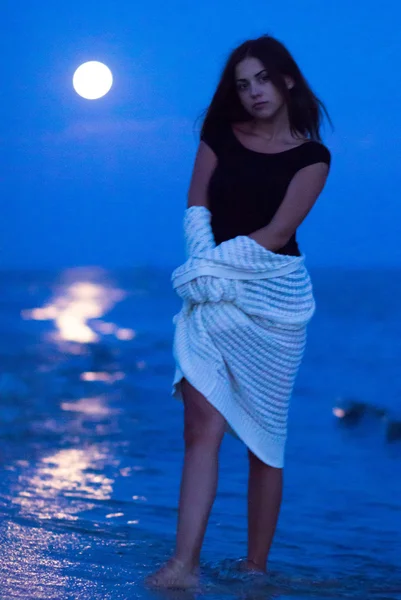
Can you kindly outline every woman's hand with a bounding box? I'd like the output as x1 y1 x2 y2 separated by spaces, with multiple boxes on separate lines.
175 275 238 305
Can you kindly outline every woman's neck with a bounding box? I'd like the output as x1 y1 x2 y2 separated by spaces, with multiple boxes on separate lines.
250 105 298 142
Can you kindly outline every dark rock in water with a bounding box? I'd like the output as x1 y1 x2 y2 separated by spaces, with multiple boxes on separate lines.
385 417 401 442
333 398 401 443
332 398 386 425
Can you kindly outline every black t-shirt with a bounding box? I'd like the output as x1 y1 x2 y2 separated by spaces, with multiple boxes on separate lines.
201 121 331 256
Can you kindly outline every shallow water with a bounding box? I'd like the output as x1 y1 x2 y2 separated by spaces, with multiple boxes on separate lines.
0 267 400 599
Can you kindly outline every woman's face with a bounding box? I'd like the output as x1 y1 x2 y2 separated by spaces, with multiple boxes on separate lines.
235 56 291 120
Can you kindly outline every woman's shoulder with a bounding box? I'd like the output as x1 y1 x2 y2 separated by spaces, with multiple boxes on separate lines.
299 140 331 167
200 119 232 157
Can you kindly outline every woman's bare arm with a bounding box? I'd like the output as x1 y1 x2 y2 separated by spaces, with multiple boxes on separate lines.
187 141 217 209
248 162 329 250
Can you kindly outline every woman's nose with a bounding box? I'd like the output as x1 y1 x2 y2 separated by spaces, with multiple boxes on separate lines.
249 83 261 98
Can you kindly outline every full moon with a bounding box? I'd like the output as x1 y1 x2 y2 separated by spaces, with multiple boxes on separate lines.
73 61 113 100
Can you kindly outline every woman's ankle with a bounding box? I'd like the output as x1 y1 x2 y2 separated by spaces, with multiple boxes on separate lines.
245 557 267 572
171 553 200 572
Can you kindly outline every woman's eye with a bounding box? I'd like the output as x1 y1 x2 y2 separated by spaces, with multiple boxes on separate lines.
260 74 270 82
237 83 248 91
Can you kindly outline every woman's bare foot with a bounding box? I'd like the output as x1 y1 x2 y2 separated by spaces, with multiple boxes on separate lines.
145 557 200 589
236 559 267 574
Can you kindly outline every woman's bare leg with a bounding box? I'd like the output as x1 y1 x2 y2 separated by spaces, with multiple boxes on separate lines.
242 450 283 573
146 378 226 588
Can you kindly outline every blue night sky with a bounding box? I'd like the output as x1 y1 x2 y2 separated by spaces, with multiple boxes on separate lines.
2 0 400 270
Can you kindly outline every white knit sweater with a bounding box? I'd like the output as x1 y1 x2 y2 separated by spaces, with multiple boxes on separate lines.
171 206 315 467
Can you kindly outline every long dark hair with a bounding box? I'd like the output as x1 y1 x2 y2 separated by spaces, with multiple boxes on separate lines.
200 35 332 142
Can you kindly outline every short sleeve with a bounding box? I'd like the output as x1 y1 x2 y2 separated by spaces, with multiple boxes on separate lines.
296 142 331 170
200 119 225 157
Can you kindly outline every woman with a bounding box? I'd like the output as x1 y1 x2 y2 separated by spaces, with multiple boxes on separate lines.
147 34 331 589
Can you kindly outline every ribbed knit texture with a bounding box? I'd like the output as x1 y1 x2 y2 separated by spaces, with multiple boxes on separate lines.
171 206 315 467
